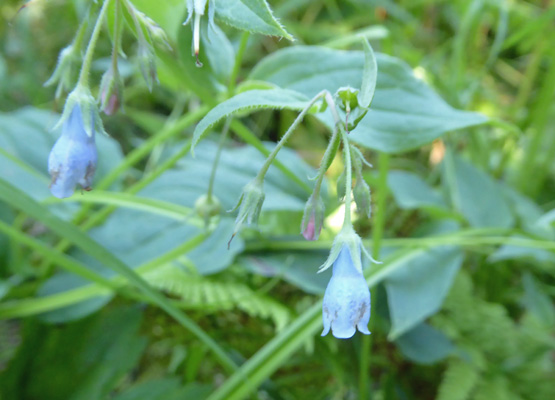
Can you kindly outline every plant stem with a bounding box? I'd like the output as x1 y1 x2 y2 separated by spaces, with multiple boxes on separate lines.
339 127 353 227
77 0 112 88
255 90 328 181
110 0 121 74
360 151 390 399
207 118 231 200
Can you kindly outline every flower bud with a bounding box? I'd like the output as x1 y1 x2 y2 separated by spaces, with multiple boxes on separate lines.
301 194 325 241
194 194 222 226
353 178 372 218
138 43 158 92
229 179 265 246
98 66 124 115
48 104 97 199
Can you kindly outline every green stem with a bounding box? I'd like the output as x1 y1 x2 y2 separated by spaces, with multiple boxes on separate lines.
339 127 353 227
255 90 328 181
313 123 341 196
110 0 121 74
228 32 250 95
360 151 389 399
207 118 231 200
230 120 311 192
77 0 112 88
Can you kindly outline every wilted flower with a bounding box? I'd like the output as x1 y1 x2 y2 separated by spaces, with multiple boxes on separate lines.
48 104 97 199
322 244 371 339
183 0 215 66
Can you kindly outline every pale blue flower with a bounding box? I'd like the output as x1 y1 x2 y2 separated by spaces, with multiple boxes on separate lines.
322 244 371 339
48 104 97 199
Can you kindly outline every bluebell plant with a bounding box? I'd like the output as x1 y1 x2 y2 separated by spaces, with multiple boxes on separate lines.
48 102 97 199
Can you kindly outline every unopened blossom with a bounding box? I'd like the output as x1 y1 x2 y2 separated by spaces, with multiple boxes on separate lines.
301 194 325 241
322 244 371 339
48 104 97 199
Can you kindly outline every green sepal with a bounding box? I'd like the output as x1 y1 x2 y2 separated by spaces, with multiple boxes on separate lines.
318 226 380 273
353 178 372 218
53 85 107 137
231 178 266 235
195 194 222 227
44 45 80 100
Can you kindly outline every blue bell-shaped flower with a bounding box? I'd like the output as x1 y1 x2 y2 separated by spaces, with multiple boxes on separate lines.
322 244 371 339
48 104 97 199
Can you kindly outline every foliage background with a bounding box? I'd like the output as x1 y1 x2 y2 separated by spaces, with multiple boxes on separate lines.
0 0 554 399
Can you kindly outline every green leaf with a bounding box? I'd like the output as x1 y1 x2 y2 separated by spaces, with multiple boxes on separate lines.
214 0 293 40
0 179 237 373
385 246 464 339
249 46 487 153
358 38 378 108
191 89 309 151
113 379 211 400
388 170 447 210
0 306 147 400
240 250 330 295
522 272 555 327
395 322 453 365
447 156 514 229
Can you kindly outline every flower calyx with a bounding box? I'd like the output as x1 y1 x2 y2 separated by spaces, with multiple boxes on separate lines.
228 178 265 248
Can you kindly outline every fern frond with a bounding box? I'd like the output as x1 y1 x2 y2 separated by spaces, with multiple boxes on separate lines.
146 266 291 331
436 359 479 400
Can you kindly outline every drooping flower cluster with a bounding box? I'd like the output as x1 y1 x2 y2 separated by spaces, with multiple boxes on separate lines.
48 104 97 199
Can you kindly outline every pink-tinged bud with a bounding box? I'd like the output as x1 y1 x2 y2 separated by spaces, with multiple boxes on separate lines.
102 92 119 116
302 213 317 241
301 194 325 241
98 67 124 115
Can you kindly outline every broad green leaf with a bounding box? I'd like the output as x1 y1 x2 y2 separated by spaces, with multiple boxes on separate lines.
113 378 211 400
358 38 377 108
522 272 555 327
385 246 464 339
214 0 293 40
37 273 112 324
249 46 487 153
0 307 146 400
502 185 555 239
191 89 309 150
447 156 514 229
0 179 237 373
240 250 330 295
395 322 453 365
488 236 555 266
388 170 447 210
